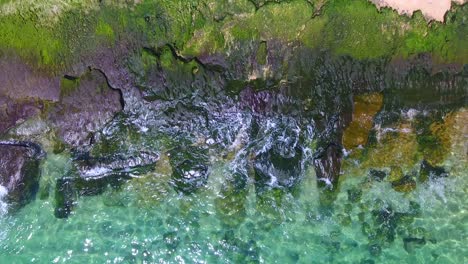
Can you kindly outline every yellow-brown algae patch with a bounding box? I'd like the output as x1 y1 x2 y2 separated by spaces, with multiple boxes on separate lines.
343 93 383 151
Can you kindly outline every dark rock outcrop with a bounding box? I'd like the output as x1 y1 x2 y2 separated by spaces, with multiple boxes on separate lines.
391 174 417 193
0 141 44 209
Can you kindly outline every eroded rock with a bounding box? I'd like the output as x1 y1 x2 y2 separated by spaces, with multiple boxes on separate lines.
48 69 123 148
0 97 44 134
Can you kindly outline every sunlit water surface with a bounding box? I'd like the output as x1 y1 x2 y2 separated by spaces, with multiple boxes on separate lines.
0 150 466 264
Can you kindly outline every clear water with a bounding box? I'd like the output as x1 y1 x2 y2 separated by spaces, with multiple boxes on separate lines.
0 146 466 263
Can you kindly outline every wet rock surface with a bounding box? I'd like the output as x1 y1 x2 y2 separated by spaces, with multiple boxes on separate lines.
0 141 43 209
254 145 304 190
168 146 210 194
74 151 159 179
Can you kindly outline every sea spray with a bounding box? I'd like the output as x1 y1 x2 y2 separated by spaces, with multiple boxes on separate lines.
0 184 8 216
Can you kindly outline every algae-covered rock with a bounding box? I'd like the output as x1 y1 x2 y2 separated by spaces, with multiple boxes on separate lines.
368 169 387 182
215 183 248 227
388 166 404 182
363 122 420 173
391 175 417 193
415 113 452 166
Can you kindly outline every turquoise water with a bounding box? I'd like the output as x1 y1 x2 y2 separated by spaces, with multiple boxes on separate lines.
0 146 466 263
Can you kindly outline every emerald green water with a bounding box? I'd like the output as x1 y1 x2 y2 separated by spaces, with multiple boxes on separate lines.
0 147 466 263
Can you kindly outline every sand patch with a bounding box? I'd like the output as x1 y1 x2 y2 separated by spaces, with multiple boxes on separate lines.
370 0 467 22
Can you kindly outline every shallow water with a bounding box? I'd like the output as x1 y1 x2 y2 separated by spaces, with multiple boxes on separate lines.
0 148 466 263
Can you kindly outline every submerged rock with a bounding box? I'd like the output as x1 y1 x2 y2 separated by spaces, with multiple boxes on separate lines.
368 169 387 182
347 188 362 203
54 173 130 218
54 151 159 218
54 177 75 219
169 146 209 194
163 231 181 251
403 237 426 253
368 243 382 256
215 182 248 227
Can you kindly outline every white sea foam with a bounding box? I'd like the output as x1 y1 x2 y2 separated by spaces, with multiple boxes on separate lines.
81 167 111 178
0 184 8 216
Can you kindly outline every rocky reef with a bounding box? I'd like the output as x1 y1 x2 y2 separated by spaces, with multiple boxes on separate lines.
0 0 466 261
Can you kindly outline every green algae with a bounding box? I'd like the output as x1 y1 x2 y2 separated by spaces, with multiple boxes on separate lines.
227 0 312 42
60 77 80 98
256 41 268 65
0 14 64 68
95 18 115 43
0 0 467 73
318 0 402 59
